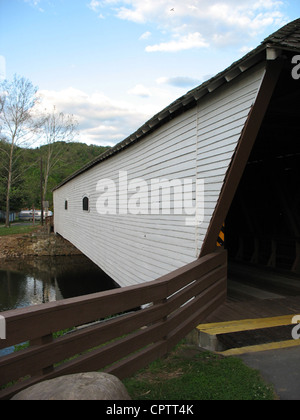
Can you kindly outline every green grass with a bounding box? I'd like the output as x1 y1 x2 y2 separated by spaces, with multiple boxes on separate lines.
0 223 41 236
123 344 276 400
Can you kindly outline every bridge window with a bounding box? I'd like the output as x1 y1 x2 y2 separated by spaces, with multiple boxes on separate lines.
65 200 68 210
83 196 89 212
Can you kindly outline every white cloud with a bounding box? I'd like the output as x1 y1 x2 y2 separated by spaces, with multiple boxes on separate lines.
157 76 201 88
240 45 255 54
139 31 152 40
146 32 209 52
112 0 286 27
24 0 41 5
38 87 149 146
87 1 106 19
128 84 151 97
208 3 285 32
88 0 102 12
24 0 44 12
252 0 284 10
93 0 288 50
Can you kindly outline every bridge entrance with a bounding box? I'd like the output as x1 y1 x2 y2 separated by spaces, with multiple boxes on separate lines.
225 62 300 300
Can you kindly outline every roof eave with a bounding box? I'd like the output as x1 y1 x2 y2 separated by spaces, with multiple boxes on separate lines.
52 41 298 192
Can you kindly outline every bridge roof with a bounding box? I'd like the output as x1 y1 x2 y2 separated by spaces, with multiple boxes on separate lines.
53 19 300 191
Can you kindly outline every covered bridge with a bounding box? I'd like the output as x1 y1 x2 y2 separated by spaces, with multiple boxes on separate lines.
53 20 300 291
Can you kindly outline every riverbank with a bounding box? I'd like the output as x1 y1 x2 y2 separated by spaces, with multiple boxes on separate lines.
0 227 82 261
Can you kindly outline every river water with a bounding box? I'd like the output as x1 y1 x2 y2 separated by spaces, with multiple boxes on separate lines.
0 256 119 356
0 255 118 312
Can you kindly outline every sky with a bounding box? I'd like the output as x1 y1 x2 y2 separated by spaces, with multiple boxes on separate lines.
0 0 299 146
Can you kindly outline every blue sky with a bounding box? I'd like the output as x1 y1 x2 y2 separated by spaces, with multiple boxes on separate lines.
0 0 299 146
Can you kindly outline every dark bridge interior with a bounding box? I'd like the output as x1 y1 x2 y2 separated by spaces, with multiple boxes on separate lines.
226 61 300 282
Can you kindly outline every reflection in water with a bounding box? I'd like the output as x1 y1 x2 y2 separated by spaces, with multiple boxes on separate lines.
0 256 119 312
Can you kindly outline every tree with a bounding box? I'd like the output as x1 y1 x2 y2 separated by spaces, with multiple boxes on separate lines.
0 75 39 227
40 106 78 200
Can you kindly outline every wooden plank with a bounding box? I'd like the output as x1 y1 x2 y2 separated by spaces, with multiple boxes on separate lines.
0 375 41 401
105 341 168 380
0 250 227 399
166 251 226 295
202 296 300 324
0 281 168 350
0 253 224 351
0 326 169 400
0 302 166 387
167 289 227 351
167 265 227 313
32 321 167 380
166 278 227 335
29 335 54 377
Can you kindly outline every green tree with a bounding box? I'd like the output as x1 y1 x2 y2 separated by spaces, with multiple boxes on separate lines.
0 75 39 226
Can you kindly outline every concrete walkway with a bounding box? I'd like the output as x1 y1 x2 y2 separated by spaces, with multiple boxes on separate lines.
239 346 300 400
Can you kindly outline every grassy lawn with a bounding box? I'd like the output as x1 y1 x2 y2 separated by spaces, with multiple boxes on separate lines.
123 344 276 400
0 223 41 236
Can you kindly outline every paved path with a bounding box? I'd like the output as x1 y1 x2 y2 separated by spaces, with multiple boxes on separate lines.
239 346 300 400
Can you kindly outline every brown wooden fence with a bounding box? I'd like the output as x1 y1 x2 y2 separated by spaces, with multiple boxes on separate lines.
0 250 227 400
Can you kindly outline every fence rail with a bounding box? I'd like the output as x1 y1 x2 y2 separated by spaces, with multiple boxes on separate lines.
0 250 227 400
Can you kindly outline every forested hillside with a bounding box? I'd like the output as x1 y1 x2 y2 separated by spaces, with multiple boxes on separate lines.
0 141 110 212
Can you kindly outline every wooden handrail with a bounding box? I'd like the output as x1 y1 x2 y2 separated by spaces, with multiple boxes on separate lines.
0 250 227 400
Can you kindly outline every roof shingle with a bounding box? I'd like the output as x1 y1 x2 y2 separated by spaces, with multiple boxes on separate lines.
264 18 300 52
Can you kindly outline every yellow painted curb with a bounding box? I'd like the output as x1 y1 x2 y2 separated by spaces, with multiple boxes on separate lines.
197 315 295 335
218 339 300 356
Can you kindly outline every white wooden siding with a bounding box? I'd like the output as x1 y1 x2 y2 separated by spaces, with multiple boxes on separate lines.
195 63 266 254
54 63 266 287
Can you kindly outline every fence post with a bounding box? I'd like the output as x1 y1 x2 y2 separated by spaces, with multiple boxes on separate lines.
0 316 5 340
30 334 54 376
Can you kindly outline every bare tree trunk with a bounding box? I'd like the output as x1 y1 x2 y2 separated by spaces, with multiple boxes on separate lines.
41 108 78 200
0 75 39 229
40 157 44 226
43 145 52 199
5 142 14 228
5 181 10 228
